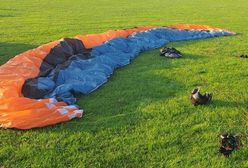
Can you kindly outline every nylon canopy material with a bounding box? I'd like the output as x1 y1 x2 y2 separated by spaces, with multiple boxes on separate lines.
0 24 235 129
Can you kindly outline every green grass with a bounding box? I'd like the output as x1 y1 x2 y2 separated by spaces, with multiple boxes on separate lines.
1 0 248 167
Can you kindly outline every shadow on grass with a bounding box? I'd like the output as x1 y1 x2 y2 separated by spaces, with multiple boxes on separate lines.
0 14 16 18
181 53 207 60
0 8 20 17
0 42 37 64
211 99 247 109
0 8 19 11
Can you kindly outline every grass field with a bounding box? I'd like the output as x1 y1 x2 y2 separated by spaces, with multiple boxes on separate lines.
1 0 248 167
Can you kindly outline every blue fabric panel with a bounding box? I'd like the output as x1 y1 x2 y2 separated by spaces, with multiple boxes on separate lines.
36 28 233 104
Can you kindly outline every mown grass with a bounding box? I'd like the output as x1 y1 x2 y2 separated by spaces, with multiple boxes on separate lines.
0 0 248 167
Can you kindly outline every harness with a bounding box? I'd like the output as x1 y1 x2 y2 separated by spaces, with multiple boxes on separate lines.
219 133 248 156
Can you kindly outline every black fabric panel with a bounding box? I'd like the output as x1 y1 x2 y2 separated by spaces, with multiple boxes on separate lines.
39 61 55 77
39 38 91 76
43 41 74 67
63 38 91 56
22 38 92 99
22 79 49 99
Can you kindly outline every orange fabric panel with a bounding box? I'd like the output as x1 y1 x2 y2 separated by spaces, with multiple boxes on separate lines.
0 98 82 129
167 24 235 34
0 40 67 129
168 24 213 30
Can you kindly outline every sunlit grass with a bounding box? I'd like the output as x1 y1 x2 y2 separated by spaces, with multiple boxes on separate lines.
0 0 248 167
